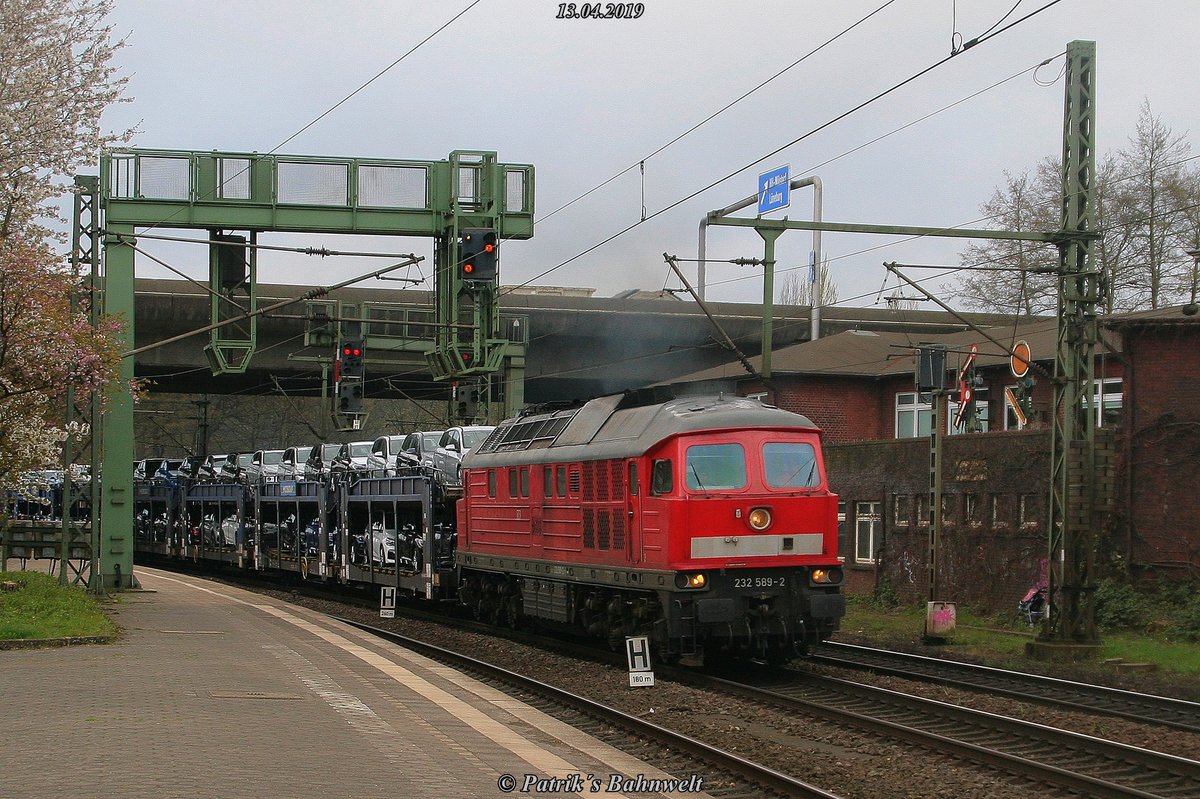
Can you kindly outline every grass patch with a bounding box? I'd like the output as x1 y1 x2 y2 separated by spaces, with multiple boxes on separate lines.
0 571 117 640
1098 633 1200 675
838 593 1200 678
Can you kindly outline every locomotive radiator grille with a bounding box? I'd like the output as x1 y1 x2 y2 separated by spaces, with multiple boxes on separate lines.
580 459 627 552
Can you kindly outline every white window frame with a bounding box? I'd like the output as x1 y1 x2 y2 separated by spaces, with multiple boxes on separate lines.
1089 378 1123 427
898 390 988 437
1004 384 1028 431
836 502 847 563
895 392 932 439
855 501 883 564
948 389 989 435
1019 494 1039 528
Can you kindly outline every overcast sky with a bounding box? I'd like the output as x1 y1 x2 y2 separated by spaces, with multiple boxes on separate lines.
98 0 1200 308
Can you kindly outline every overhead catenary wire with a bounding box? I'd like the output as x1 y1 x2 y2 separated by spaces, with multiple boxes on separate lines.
535 0 899 225
119 1 482 240
501 0 1067 297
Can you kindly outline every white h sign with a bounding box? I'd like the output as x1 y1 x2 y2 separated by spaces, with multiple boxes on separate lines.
625 636 654 687
379 586 396 618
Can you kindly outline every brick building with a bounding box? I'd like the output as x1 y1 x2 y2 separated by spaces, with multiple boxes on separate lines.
669 307 1199 610
1105 310 1200 581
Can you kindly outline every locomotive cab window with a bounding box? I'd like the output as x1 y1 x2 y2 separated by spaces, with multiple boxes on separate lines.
650 459 673 495
763 442 819 488
685 443 746 491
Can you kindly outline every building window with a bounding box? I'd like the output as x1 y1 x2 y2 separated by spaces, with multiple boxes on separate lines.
1019 494 1039 528
855 501 882 564
1091 378 1123 427
941 494 958 526
948 390 989 434
1004 383 1034 430
895 392 932 439
898 391 990 437
893 494 911 528
964 493 981 526
992 494 1012 528
916 494 929 527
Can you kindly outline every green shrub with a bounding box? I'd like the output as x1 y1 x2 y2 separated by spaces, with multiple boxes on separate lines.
1172 592 1200 643
872 582 900 609
1093 578 1145 631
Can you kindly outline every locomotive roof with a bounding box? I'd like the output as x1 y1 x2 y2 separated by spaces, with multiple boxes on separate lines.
467 392 819 466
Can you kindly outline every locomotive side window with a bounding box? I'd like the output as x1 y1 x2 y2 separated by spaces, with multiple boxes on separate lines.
685 444 746 491
650 459 673 495
556 465 567 496
628 462 638 495
508 468 518 498
763 442 820 488
519 467 530 498
543 466 553 497
488 470 496 498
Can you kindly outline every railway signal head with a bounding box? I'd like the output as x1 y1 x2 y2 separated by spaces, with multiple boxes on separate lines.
340 340 365 379
337 380 363 414
459 228 498 282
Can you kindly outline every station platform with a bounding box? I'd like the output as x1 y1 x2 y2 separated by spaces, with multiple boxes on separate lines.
0 567 709 798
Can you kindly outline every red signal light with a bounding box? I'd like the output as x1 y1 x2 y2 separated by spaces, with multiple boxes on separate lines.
483 243 495 253
463 262 475 274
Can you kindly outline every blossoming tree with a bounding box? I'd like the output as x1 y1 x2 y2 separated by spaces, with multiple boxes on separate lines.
0 0 132 494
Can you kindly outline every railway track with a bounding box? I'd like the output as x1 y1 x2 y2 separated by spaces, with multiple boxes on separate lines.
161 565 1200 797
811 640 1200 733
662 666 1200 799
330 615 842 799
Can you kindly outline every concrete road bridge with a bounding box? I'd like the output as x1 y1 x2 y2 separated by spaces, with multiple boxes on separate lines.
134 278 1005 404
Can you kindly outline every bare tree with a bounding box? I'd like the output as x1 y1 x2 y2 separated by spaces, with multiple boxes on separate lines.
953 100 1199 314
953 161 1063 316
780 257 839 307
1165 167 1200 304
1116 100 1195 309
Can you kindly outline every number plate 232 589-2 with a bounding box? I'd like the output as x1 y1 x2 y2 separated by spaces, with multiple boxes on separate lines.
733 576 786 590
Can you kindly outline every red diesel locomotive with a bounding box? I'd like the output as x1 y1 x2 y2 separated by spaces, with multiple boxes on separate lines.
456 390 846 664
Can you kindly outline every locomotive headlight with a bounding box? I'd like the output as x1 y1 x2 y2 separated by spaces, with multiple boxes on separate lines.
810 567 844 585
674 572 707 589
747 507 772 531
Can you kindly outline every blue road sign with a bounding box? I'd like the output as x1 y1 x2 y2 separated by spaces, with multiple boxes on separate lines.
758 165 790 215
